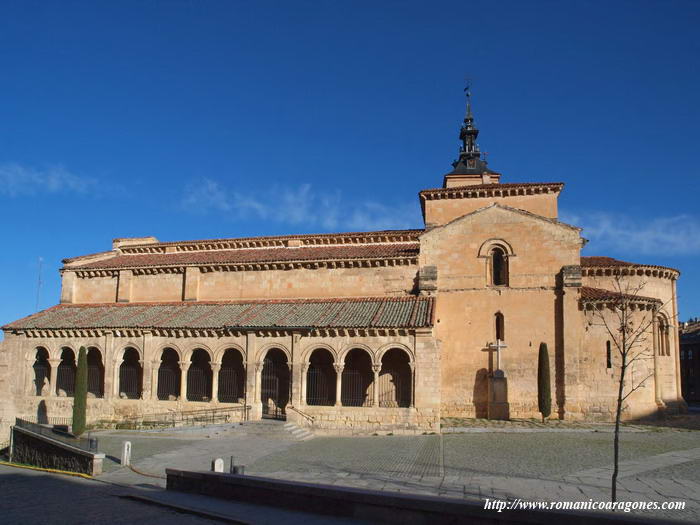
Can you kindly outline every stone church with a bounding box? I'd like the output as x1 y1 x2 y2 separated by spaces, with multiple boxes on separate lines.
0 93 686 435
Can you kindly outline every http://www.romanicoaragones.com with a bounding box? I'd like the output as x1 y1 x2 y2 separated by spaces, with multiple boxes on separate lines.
484 498 686 513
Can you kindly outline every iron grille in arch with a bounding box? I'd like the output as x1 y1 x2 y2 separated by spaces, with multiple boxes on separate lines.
119 364 142 399
187 366 213 402
261 357 289 419
56 364 75 397
341 368 373 407
306 366 335 406
88 365 104 398
157 367 180 400
33 362 49 396
218 368 244 403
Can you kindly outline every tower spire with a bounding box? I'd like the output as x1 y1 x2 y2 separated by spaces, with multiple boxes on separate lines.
443 84 500 188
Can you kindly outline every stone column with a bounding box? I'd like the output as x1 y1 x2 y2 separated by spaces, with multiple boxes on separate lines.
372 364 381 407
409 362 416 408
179 361 190 401
245 332 261 419
299 363 308 406
48 359 61 397
254 361 263 401
137 361 145 399
26 355 36 396
103 332 114 401
211 362 221 403
652 317 662 405
334 364 344 407
150 360 160 400
141 331 153 400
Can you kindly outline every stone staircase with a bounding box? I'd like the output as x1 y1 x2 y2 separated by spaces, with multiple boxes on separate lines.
240 419 314 441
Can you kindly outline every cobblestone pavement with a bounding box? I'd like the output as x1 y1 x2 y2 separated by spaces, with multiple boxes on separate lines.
92 422 700 523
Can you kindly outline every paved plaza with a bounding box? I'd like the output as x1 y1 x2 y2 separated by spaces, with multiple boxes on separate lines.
85 418 700 523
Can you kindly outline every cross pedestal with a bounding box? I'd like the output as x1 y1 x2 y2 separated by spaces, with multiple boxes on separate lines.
484 340 509 420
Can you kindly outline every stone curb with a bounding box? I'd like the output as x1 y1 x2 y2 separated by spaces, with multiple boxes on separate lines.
119 494 250 524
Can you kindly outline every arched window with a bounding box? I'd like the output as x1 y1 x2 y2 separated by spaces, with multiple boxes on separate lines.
306 348 336 406
495 312 505 342
87 347 104 398
32 347 51 396
219 349 246 403
119 348 143 399
657 316 670 356
187 349 213 402
491 247 508 286
56 347 76 397
378 348 412 408
606 341 612 369
260 348 289 418
341 349 373 407
157 348 181 401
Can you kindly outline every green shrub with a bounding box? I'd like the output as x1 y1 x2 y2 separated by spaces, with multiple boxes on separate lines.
537 342 552 423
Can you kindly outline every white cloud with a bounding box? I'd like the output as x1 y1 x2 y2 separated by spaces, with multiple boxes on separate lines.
182 178 421 232
561 210 700 256
0 163 96 197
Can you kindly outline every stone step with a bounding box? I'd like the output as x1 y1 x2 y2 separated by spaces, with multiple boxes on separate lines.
239 419 314 440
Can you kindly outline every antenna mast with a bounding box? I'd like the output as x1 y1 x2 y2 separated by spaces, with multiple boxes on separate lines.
35 257 43 311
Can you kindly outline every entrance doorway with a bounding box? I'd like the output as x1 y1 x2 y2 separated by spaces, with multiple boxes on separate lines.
260 349 290 420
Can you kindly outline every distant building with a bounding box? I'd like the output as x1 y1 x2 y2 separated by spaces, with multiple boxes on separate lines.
680 319 700 402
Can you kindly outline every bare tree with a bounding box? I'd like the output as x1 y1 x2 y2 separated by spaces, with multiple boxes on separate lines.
587 276 662 503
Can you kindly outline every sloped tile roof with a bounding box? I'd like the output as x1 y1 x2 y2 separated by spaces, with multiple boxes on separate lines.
580 286 660 305
129 229 424 249
72 243 420 270
581 256 679 276
3 297 434 331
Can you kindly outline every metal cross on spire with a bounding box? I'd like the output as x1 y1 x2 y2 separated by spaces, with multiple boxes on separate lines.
463 80 473 120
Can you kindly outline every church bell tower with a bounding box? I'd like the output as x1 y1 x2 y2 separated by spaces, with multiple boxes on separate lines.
443 87 501 188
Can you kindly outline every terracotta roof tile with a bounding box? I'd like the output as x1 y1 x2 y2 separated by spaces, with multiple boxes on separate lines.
72 243 420 270
3 297 434 331
137 229 424 248
581 256 679 275
580 286 660 305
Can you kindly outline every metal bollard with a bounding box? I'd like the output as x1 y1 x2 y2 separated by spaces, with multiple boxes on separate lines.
229 456 236 474
211 458 224 472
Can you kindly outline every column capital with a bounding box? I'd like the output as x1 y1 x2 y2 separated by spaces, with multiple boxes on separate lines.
49 358 61 367
211 362 222 372
408 362 415 372
372 364 381 374
333 364 344 374
255 361 264 372
179 361 191 370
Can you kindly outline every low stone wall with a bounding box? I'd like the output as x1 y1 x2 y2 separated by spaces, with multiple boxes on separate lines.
18 396 249 428
11 425 104 476
287 406 440 434
166 469 656 525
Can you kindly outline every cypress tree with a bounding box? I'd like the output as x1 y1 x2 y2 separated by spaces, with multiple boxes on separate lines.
72 346 88 436
537 342 551 423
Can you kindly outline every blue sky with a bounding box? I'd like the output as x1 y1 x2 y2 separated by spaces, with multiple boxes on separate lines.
1 0 699 333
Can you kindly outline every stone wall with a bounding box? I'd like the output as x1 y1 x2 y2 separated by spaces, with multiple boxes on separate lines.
424 192 559 227
11 425 104 475
289 406 440 435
